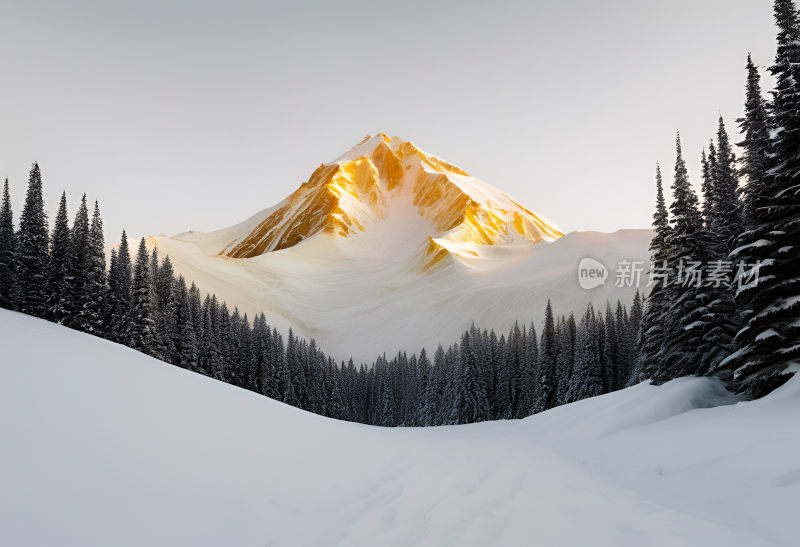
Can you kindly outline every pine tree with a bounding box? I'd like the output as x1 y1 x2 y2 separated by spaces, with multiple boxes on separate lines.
15 163 49 317
567 304 603 402
46 192 71 323
451 330 489 424
171 275 198 370
711 117 742 256
109 231 133 344
152 253 176 361
533 299 557 412
634 164 671 383
0 178 16 309
656 133 717 380
64 194 90 330
737 54 773 227
555 315 575 405
130 238 156 355
84 201 106 334
626 290 643 383
723 1 800 395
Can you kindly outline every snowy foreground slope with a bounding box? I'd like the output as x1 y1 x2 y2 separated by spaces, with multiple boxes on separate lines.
1 310 798 547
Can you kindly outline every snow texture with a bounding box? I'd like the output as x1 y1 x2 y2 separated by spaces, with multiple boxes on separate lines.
1 309 798 546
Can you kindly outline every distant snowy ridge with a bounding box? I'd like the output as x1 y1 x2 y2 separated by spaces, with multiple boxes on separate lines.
144 134 651 361
2 310 798 546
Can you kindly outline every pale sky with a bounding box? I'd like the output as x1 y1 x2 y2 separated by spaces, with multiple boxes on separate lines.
0 0 777 241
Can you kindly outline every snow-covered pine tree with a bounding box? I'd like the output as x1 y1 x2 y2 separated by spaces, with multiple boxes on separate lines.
736 54 773 228
451 330 489 424
104 247 118 337
171 275 198 370
64 194 90 331
153 254 175 361
46 192 71 323
722 0 800 395
533 299 557 413
555 313 575 405
0 179 15 309
712 117 742 256
566 303 603 402
520 323 540 416
656 133 718 380
613 301 630 387
130 237 156 355
626 291 643 384
603 301 619 391
633 165 671 383
419 344 445 425
84 201 106 334
15 163 49 317
110 231 133 344
701 148 714 223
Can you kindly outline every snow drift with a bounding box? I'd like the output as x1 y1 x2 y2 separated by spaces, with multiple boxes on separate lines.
1 310 797 546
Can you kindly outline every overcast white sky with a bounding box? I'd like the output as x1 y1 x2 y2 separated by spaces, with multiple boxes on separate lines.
0 0 777 241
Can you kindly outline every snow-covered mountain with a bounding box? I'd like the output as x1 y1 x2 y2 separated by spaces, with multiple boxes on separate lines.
149 134 651 361
2 310 798 546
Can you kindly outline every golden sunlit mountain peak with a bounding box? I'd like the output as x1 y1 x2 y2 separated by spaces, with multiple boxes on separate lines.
219 134 563 271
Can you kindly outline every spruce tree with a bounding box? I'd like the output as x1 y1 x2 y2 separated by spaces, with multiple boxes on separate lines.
152 253 177 361
633 165 671 383
15 163 49 317
84 201 106 334
736 54 772 227
567 304 603 402
533 299 557 412
723 1 800 395
657 133 717 380
711 117 741 256
0 178 16 309
451 330 489 424
171 275 198 370
130 238 156 355
110 231 133 344
46 192 71 323
64 194 90 330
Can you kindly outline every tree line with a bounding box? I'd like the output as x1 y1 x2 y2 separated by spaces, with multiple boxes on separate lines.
631 0 799 397
0 164 644 424
0 0 797 424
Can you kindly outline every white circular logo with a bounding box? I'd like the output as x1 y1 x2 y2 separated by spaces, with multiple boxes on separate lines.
578 257 608 290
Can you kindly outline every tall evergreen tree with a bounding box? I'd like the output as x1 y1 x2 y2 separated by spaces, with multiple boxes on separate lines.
451 330 489 424
130 238 156 355
711 117 741 256
171 275 198 370
109 231 133 344
64 194 90 330
656 133 718 380
723 1 800 395
0 178 16 309
533 299 557 412
84 201 106 334
46 192 71 323
633 164 671 383
737 54 773 227
15 163 49 317
567 304 603 402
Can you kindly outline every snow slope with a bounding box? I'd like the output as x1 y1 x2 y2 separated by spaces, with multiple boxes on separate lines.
145 134 650 361
2 310 798 546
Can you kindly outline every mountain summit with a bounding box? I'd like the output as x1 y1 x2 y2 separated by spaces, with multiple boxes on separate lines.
218 134 563 271
152 135 649 361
